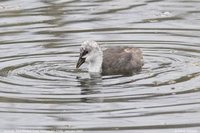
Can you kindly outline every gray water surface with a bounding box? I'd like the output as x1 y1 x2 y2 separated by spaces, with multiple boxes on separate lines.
0 0 200 132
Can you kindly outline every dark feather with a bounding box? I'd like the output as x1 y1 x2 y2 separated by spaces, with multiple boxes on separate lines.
102 47 143 75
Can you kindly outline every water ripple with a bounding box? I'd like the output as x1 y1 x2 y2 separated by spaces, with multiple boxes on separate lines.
0 0 199 132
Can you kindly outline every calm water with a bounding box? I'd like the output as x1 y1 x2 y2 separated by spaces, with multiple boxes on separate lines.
0 0 200 132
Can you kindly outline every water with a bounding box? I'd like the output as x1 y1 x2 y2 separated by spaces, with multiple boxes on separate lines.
0 0 199 132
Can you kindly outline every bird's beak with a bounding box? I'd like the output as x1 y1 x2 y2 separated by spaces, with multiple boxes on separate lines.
76 49 88 68
76 57 85 68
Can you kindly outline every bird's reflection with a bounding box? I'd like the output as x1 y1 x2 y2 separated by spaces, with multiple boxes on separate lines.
77 73 104 103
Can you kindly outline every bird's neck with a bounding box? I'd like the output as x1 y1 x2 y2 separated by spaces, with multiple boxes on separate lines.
88 52 103 73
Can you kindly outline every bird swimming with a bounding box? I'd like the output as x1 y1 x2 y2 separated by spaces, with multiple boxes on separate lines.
76 40 144 75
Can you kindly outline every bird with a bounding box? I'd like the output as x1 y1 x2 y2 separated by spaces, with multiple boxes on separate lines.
76 40 144 75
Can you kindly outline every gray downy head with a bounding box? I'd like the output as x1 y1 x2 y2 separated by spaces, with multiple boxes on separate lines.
76 40 103 73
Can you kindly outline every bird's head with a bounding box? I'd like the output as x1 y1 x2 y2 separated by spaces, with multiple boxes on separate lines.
76 40 102 69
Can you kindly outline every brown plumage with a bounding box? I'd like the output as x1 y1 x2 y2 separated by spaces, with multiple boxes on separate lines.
102 47 143 75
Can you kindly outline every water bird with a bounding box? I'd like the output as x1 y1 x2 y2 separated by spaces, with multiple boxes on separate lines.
76 40 144 75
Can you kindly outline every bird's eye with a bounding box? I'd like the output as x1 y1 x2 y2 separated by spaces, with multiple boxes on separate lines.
82 50 88 56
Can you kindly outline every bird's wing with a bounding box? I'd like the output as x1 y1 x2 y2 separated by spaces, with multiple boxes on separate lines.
102 47 143 74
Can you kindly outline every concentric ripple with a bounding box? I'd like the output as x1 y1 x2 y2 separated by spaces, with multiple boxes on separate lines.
0 0 200 132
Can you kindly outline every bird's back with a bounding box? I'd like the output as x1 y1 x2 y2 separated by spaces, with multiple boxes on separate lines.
102 47 143 75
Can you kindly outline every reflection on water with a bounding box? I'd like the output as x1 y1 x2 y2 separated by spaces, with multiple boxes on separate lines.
0 0 200 132
79 75 103 103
